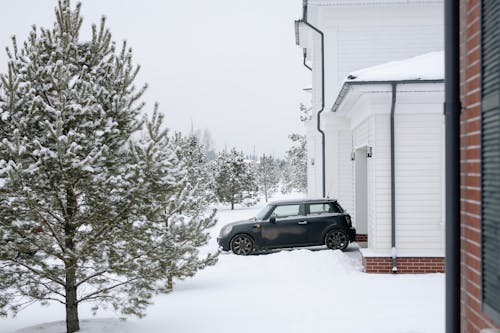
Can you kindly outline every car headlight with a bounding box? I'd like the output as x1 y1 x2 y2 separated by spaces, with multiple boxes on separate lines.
220 225 233 237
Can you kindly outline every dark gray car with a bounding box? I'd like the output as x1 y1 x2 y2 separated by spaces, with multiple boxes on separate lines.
217 199 356 255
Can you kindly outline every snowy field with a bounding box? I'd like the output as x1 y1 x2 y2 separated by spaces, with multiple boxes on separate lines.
1 194 444 333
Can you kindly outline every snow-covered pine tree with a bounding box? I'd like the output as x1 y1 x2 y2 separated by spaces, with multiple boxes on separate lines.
175 133 216 207
132 110 218 293
299 103 312 122
0 2 217 332
282 134 307 193
256 154 280 202
214 148 258 210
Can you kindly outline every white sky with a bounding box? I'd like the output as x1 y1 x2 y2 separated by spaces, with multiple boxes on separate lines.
0 0 310 156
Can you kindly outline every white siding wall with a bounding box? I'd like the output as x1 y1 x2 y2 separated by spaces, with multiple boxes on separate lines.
394 113 444 251
308 2 444 108
348 103 444 254
372 113 392 250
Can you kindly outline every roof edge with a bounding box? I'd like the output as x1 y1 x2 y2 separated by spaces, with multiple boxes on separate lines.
331 79 444 112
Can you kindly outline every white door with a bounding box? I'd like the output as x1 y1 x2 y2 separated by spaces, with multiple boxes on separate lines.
355 146 368 236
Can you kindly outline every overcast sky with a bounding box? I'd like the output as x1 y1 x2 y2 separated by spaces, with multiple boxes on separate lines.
0 0 310 156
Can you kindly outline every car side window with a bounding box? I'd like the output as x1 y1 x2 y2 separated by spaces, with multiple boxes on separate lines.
308 203 341 215
270 204 301 220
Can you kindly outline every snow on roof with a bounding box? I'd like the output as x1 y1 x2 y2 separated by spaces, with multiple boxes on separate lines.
331 51 444 112
309 0 442 5
345 51 444 82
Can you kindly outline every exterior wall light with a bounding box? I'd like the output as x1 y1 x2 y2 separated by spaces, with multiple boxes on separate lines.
367 147 373 158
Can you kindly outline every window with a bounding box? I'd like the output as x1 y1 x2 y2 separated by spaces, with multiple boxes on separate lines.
271 205 301 219
481 0 500 322
308 203 341 215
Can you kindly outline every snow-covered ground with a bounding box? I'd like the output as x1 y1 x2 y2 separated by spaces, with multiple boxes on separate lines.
1 194 444 333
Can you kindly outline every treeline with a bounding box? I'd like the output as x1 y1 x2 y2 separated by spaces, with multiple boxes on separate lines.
181 132 307 210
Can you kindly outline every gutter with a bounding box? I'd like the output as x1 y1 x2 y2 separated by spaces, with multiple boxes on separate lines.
332 78 444 273
331 79 445 112
444 0 460 332
296 0 326 198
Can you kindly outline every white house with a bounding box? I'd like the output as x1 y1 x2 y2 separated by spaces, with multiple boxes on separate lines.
295 0 445 272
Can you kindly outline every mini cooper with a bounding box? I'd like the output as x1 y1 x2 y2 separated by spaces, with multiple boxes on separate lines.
217 199 356 255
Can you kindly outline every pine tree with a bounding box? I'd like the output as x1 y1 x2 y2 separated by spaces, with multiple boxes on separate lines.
214 148 258 210
0 2 217 332
175 133 216 207
282 134 307 193
133 111 218 293
256 154 280 202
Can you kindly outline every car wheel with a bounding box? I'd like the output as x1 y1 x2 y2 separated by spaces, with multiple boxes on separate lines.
325 229 349 251
230 234 254 255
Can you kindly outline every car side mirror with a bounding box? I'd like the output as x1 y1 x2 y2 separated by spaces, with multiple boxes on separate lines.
269 216 276 223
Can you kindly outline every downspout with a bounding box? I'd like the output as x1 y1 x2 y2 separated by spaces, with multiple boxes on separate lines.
299 0 326 197
303 49 312 71
444 0 460 332
390 83 398 273
302 20 326 198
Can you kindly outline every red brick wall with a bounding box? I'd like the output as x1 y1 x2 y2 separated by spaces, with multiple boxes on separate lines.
362 257 444 274
460 0 500 331
355 234 368 242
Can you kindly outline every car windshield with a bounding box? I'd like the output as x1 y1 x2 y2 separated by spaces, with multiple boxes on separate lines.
254 204 273 221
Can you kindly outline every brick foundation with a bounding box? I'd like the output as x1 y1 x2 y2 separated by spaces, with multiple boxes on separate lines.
362 256 445 273
355 234 368 242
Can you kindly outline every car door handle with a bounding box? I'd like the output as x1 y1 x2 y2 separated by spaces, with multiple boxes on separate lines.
298 221 308 225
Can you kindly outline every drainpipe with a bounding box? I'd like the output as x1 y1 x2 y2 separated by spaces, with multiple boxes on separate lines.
302 20 326 198
296 0 326 198
444 0 460 332
303 48 312 71
390 83 398 273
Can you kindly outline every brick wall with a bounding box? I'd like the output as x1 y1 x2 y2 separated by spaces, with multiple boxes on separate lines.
460 0 500 331
355 234 368 242
362 257 444 274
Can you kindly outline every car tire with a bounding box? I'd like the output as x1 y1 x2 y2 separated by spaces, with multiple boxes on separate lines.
230 234 254 255
325 229 349 251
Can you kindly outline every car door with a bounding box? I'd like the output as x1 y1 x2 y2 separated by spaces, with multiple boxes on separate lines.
305 202 343 244
260 204 310 248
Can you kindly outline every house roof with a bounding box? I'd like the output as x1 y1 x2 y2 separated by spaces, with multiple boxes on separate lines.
345 51 444 82
331 51 444 112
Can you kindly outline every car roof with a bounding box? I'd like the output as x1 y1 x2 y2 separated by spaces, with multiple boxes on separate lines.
268 198 338 205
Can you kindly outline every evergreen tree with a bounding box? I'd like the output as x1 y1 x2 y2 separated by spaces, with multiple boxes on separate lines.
214 148 257 210
0 2 217 332
175 133 216 207
256 154 280 202
133 111 218 292
282 134 307 193
299 103 312 122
